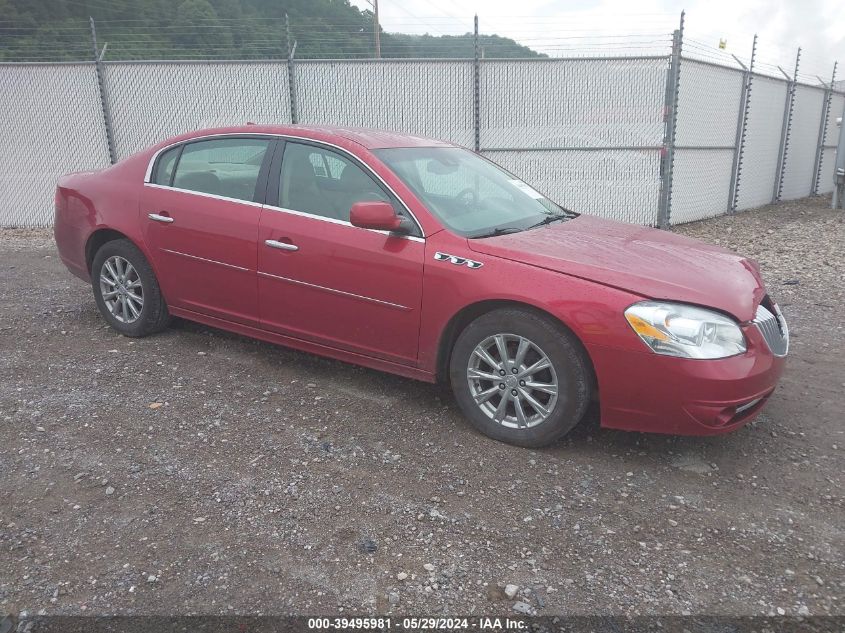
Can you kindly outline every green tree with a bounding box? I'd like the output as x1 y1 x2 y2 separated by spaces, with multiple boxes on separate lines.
0 0 542 60
173 0 233 57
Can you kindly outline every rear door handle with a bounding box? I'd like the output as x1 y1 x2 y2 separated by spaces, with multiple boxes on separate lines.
265 239 299 252
148 213 174 224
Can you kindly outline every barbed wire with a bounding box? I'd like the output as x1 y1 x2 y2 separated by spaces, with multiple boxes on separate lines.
0 11 838 75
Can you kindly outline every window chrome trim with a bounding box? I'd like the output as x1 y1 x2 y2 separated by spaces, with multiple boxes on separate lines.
257 270 412 311
264 204 349 226
262 204 425 243
143 131 425 239
144 182 265 207
144 132 275 182
160 248 251 272
143 183 424 243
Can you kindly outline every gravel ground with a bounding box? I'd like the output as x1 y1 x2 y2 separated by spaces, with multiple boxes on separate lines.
0 196 843 617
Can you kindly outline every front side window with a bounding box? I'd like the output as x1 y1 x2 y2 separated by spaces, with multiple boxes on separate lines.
374 147 576 238
279 142 391 222
171 138 270 202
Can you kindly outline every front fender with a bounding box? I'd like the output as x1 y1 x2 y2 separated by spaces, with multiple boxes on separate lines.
418 231 647 377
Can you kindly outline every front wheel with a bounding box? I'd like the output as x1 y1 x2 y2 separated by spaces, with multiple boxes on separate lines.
449 308 592 447
91 239 170 337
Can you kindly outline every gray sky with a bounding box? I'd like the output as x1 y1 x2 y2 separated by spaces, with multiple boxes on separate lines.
351 0 844 82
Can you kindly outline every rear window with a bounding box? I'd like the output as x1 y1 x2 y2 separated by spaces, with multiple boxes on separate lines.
152 146 180 186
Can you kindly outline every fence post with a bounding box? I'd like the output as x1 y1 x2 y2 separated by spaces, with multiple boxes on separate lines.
90 17 116 164
473 14 480 153
728 34 756 212
834 99 845 208
811 62 837 195
657 12 684 229
773 48 801 202
286 14 298 124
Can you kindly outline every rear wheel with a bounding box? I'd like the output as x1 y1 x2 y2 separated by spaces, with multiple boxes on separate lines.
449 308 592 447
91 239 170 337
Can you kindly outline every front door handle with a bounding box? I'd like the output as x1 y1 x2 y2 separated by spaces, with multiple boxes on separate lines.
265 239 299 252
148 213 174 224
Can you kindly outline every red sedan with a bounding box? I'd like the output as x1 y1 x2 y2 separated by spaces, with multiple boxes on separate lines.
54 125 788 447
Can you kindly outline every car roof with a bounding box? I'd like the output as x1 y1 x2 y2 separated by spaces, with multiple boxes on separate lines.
178 124 456 150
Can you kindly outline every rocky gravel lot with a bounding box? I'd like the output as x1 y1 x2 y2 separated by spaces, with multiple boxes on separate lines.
0 196 843 617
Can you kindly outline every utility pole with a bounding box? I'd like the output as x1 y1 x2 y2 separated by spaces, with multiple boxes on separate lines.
368 0 381 58
285 13 293 59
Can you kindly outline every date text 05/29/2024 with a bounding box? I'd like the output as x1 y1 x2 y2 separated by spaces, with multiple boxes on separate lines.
307 617 528 630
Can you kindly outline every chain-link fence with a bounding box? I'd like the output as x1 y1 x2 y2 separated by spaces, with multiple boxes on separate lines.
1 63 110 226
735 75 789 210
105 61 292 161
780 85 827 200
296 59 475 147
671 60 745 223
1 45 843 228
819 92 845 195
479 57 666 225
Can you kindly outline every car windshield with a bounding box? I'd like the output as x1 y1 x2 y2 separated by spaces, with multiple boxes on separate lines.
373 146 577 238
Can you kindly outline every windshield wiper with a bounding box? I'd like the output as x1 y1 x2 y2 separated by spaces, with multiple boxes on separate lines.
523 213 574 231
471 210 576 239
470 226 524 239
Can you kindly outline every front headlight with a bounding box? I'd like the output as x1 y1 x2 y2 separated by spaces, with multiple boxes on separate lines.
624 301 746 359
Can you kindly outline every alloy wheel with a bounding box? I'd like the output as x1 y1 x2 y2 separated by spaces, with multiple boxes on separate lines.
99 255 144 324
467 333 559 429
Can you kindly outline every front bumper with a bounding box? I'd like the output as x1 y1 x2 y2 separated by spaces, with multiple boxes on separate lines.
590 323 786 436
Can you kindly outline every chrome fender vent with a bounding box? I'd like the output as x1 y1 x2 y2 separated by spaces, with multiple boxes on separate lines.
434 251 483 269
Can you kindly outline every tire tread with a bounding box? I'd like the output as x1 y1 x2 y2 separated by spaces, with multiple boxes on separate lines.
449 307 592 447
91 238 170 337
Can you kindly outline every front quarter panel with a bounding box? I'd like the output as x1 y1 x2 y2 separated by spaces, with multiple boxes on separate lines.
418 231 647 376
418 230 786 437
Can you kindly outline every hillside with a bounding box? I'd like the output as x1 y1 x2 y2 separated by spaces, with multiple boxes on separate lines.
0 0 543 61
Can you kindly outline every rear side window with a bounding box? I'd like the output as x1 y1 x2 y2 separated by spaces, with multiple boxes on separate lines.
171 138 270 202
152 146 180 186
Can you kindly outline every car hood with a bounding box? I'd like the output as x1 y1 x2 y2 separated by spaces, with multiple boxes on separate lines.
467 215 766 322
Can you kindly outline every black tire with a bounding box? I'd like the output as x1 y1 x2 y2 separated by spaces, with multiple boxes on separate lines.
91 238 170 337
449 308 592 448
